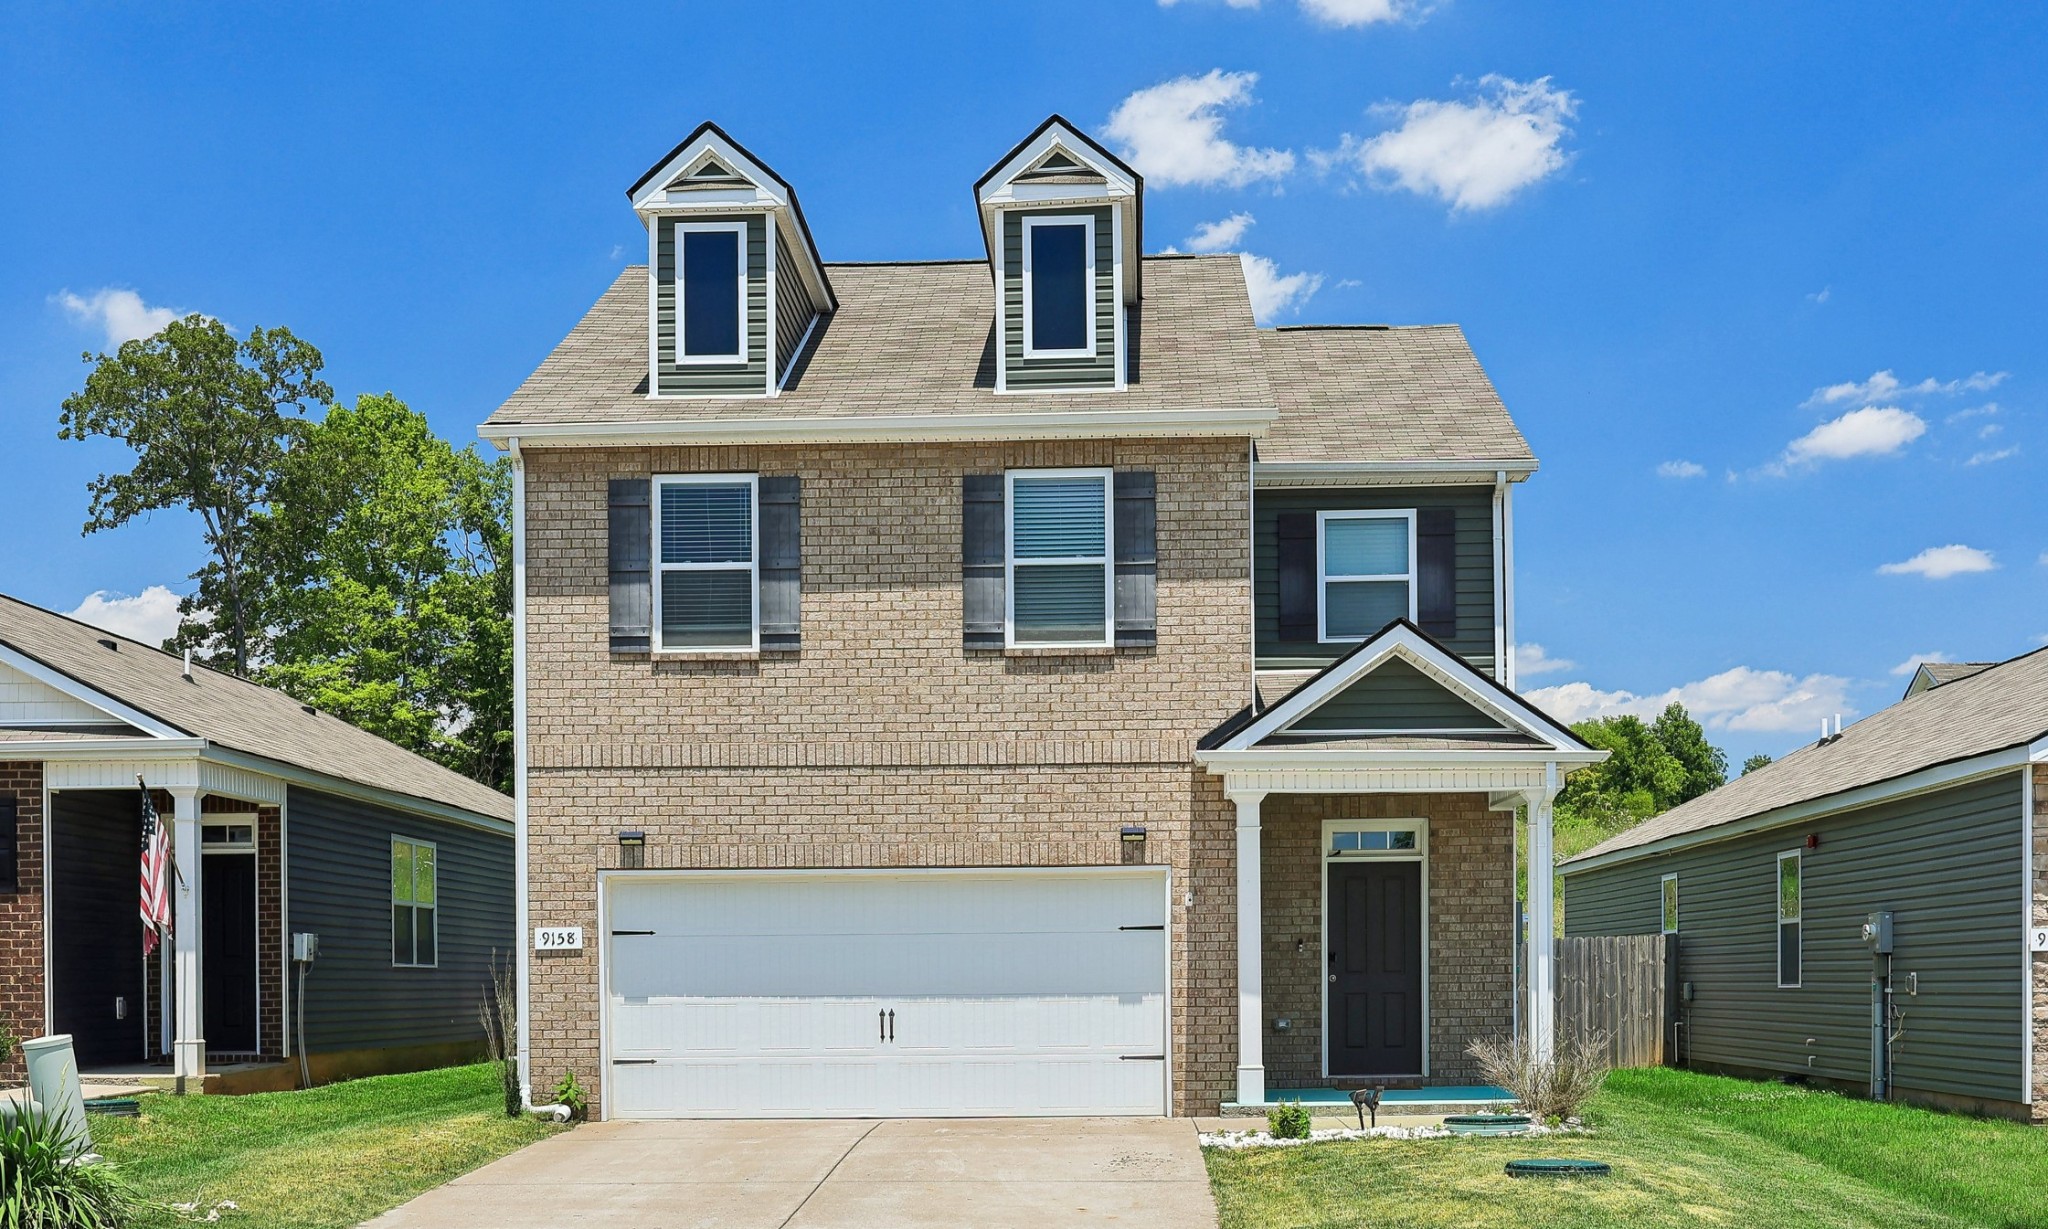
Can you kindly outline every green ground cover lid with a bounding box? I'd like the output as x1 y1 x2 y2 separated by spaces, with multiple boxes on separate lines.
1505 1159 1611 1178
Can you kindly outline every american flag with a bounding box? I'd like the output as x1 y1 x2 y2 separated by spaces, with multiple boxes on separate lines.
139 778 173 955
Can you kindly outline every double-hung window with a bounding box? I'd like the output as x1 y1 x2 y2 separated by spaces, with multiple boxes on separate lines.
392 837 437 968
1776 851 1802 988
1007 469 1112 647
1661 873 1679 934
1022 215 1095 357
1318 510 1417 641
655 474 758 651
676 221 746 363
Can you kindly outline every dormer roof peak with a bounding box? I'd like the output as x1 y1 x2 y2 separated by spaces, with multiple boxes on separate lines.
975 115 1143 304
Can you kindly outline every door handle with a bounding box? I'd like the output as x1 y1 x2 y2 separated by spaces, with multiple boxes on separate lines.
887 1009 895 1042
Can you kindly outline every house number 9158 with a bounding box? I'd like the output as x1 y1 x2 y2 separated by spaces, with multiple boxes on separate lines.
534 927 584 951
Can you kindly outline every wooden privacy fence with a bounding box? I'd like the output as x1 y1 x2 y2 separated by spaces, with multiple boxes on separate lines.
1517 934 1673 1068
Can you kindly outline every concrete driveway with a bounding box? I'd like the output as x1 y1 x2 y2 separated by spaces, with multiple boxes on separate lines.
363 1117 1217 1229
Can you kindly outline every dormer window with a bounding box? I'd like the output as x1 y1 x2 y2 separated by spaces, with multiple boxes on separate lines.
677 222 747 363
1023 215 1095 357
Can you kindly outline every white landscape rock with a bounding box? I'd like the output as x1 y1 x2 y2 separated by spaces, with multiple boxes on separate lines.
1201 1121 1591 1149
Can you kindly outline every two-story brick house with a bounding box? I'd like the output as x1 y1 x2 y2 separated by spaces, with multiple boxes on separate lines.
484 118 1602 1120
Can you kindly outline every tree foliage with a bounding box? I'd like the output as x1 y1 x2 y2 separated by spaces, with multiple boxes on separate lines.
1553 702 1729 861
1742 752 1774 776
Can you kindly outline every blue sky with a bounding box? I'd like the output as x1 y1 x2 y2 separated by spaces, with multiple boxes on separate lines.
2 1 2043 764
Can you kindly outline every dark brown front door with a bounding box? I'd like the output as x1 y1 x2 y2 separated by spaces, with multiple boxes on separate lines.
202 853 258 1053
1327 860 1423 1076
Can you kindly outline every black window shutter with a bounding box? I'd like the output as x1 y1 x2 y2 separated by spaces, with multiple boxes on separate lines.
0 796 17 893
608 478 652 653
1417 507 1458 638
1113 470 1156 648
1276 510 1316 643
759 476 801 651
962 474 1006 649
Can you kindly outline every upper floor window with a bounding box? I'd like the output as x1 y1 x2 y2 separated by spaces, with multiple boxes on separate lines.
1007 469 1112 647
392 837 437 968
655 474 758 651
1318 510 1416 641
1022 216 1095 357
677 221 746 363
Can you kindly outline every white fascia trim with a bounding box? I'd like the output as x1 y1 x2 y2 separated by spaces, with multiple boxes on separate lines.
1255 460 1538 488
0 644 187 738
483 406 1276 449
632 131 791 216
1 737 208 760
1561 744 2039 876
977 130 1138 205
1195 748 1606 772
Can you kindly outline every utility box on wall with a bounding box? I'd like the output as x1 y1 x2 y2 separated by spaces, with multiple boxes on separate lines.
1862 911 1894 955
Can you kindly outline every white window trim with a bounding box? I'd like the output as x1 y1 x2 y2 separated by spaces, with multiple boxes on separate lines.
1020 214 1097 360
1319 818 1430 1079
1005 467 1114 649
1661 872 1679 935
1776 850 1802 989
1316 509 1419 643
392 835 439 970
674 220 749 366
651 473 761 654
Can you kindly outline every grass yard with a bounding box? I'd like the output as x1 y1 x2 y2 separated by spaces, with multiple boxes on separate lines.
90 1062 560 1229
1207 1068 2048 1229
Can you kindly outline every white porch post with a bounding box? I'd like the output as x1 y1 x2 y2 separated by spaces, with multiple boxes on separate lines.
1230 789 1266 1107
168 785 206 1087
1524 765 1560 1062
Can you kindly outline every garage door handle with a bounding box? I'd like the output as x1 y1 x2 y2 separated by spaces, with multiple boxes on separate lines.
611 929 655 936
613 1059 657 1065
1120 1054 1166 1061
1120 924 1164 931
887 1009 895 1042
879 1009 887 1042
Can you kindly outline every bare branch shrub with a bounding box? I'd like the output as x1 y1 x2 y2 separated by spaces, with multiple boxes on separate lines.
479 950 520 1117
1466 1032 1610 1120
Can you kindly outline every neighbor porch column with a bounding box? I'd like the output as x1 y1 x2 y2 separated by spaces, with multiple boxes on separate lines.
169 785 206 1087
1230 788 1267 1107
1524 766 1560 1062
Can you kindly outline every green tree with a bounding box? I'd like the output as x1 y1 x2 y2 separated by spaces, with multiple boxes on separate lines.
59 316 331 673
1651 701 1728 802
252 393 512 791
1742 752 1774 776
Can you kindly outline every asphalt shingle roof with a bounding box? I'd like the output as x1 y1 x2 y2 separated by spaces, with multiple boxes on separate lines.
0 595 512 822
1565 647 2048 866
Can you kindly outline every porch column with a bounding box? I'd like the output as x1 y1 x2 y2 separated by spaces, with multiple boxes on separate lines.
1230 789 1267 1107
169 785 205 1087
1524 766 1560 1061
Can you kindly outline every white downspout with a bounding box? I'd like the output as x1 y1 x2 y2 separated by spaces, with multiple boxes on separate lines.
510 437 533 1110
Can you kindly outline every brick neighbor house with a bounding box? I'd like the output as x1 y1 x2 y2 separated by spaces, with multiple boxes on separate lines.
0 593 512 1092
484 118 1603 1120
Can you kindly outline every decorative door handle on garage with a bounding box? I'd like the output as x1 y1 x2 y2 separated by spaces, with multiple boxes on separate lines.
878 1008 896 1042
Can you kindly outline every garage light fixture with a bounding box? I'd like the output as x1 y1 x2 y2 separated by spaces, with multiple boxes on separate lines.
1120 825 1146 843
618 830 645 869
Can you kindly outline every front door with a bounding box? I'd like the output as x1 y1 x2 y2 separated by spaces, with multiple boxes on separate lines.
202 852 258 1053
1327 860 1423 1076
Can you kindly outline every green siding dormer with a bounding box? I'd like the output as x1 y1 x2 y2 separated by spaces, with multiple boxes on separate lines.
654 213 770 396
1001 206 1117 391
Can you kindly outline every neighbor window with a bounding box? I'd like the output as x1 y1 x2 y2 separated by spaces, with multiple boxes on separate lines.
1776 851 1802 988
1022 215 1094 357
1661 873 1679 934
677 221 746 362
654 474 758 651
1007 469 1112 646
392 838 438 968
1318 510 1417 641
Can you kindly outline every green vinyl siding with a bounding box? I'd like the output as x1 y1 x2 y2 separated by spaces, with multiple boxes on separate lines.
1563 769 2028 1106
1002 206 1117 390
772 228 814 379
1256 485 1496 673
655 213 770 396
1290 657 1505 731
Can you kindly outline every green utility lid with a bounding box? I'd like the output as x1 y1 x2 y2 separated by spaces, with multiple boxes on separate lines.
1505 1159 1611 1178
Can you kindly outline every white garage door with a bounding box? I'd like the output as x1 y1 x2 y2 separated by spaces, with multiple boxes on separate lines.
603 867 1169 1118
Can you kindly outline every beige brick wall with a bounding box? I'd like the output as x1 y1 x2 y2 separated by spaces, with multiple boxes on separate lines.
521 439 1252 1115
2033 764 2045 1123
1259 792 1514 1087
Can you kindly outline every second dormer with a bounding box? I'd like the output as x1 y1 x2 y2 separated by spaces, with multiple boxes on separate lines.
629 123 836 398
975 117 1143 394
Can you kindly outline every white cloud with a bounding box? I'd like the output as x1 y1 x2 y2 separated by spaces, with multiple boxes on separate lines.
1877 544 1997 580
1105 70 1295 189
1528 665 1854 734
1318 75 1577 212
1185 212 1256 252
1776 406 1926 467
1965 446 2018 466
66 586 185 647
1238 253 1324 321
1946 402 1999 424
1803 369 2007 409
1656 460 1706 479
1806 286 1831 304
1299 0 1420 26
54 288 180 349
1515 642 1575 678
1889 652 1950 677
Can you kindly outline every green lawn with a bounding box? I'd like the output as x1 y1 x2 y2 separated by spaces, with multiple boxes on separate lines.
1206 1068 2048 1229
90 1063 560 1229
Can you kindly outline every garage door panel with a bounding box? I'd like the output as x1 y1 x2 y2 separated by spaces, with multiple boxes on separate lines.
612 931 1164 999
609 872 1164 939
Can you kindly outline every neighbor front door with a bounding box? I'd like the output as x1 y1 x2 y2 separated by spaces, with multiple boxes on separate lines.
202 852 259 1054
1326 859 1424 1076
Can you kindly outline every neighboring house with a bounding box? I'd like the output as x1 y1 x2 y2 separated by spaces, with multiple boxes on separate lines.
0 593 514 1092
1562 647 2048 1123
485 118 1603 1120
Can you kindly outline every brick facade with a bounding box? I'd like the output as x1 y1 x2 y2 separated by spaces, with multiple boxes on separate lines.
2032 764 2045 1123
0 762 43 1085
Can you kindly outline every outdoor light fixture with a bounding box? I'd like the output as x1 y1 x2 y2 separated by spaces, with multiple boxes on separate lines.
618 830 645 869
1120 825 1146 843
1120 824 1147 865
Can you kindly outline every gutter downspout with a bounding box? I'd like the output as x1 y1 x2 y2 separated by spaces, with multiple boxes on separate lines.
510 437 533 1111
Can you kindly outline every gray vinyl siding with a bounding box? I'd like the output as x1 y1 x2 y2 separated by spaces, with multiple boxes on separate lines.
1256 485 1496 673
285 785 513 1055
772 229 813 379
1564 770 2028 1105
1291 658 1505 731
1002 206 1117 390
655 213 770 396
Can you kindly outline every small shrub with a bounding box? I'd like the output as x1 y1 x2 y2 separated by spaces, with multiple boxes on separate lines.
550 1070 589 1123
1266 1100 1312 1140
0 1106 135 1229
1467 1033 1610 1120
